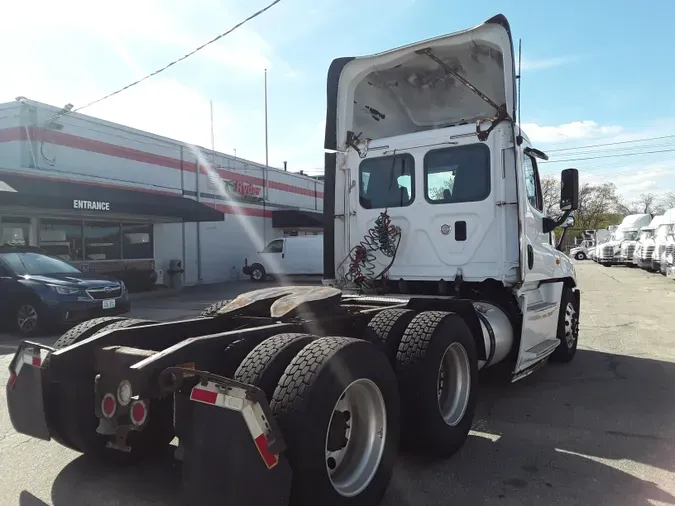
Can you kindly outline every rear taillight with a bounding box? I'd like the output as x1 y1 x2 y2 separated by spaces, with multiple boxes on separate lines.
130 400 148 426
101 393 117 419
8 372 17 389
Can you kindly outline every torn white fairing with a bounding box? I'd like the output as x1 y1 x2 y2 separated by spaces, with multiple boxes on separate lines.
336 16 516 145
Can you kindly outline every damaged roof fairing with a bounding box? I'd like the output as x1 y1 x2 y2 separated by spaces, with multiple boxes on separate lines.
328 14 517 147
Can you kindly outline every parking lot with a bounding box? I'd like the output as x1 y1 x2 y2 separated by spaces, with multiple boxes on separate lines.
1 263 674 506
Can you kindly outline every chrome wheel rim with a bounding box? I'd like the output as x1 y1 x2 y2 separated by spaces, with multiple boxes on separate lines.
325 378 387 497
564 302 578 348
252 268 263 280
17 305 38 333
437 342 471 426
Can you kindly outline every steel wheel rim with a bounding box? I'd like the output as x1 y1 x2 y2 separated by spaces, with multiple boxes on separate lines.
564 301 578 348
325 378 387 497
437 342 471 426
252 268 263 280
17 305 38 332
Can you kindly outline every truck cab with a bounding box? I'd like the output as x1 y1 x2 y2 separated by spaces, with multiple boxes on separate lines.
597 214 651 267
635 215 663 269
323 14 580 379
653 208 675 274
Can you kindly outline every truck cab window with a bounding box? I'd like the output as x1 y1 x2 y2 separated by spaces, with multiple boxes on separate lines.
359 154 414 209
523 154 543 212
262 239 284 253
424 144 490 204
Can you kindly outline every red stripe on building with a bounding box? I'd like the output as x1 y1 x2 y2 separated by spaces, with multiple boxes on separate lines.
0 169 277 219
0 127 324 198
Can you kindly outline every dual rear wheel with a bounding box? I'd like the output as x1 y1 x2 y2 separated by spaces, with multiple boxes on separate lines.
231 309 478 504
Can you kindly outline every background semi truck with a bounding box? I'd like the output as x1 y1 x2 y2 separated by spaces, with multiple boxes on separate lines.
597 214 651 267
6 14 581 506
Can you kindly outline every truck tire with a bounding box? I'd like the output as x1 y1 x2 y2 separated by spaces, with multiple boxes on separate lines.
249 263 266 282
549 288 579 363
574 251 586 260
52 316 127 350
395 311 478 458
362 309 417 364
51 318 173 464
200 299 233 317
234 333 316 400
271 337 399 506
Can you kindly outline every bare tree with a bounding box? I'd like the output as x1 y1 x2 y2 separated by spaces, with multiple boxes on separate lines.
540 177 560 215
659 191 675 211
617 192 663 216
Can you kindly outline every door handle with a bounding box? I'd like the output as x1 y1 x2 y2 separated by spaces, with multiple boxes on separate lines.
527 245 534 270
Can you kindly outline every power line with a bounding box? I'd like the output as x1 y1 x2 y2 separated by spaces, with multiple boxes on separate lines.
544 133 675 153
541 148 675 164
48 0 282 121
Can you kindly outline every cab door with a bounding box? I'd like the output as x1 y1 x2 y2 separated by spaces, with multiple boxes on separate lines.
515 147 564 376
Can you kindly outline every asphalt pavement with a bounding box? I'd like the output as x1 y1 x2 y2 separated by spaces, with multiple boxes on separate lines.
1 264 674 505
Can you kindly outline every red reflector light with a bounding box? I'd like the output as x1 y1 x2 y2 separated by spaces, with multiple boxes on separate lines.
31 356 41 367
190 387 218 405
254 433 279 469
8 372 17 390
101 393 117 418
130 400 148 426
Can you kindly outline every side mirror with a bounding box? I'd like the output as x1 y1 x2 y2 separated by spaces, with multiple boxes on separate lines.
560 168 579 211
561 215 575 228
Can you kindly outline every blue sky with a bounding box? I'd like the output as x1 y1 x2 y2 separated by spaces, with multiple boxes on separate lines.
2 0 674 201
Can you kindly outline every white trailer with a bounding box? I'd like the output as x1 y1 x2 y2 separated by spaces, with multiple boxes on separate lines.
7 14 581 506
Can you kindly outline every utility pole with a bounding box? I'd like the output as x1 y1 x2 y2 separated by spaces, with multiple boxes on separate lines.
264 69 269 167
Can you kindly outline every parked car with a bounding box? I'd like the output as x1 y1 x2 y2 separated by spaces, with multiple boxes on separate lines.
242 235 323 281
0 246 130 336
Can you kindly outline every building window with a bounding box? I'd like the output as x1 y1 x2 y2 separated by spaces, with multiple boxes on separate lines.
359 153 414 209
0 217 30 246
84 221 121 260
424 144 491 204
122 223 153 259
39 219 84 261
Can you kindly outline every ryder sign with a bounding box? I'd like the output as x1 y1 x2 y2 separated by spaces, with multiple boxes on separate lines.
73 199 111 211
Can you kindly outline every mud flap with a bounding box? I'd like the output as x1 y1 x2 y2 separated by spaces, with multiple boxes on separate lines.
165 369 292 506
6 341 55 441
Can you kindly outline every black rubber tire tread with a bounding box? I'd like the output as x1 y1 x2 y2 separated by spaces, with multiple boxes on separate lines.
271 337 400 506
549 288 579 363
234 333 316 401
199 299 233 317
89 317 156 334
396 311 478 458
52 316 127 350
362 308 417 364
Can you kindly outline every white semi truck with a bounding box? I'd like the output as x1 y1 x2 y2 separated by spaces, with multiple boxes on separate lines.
7 15 581 506
597 214 651 267
634 215 664 269
653 208 675 274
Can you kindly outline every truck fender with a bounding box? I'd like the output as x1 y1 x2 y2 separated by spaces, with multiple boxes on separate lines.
405 298 487 361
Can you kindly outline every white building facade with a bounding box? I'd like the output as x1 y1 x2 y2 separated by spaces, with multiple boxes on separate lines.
0 99 323 291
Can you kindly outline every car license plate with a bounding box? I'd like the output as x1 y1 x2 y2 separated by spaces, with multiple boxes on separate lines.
102 299 116 310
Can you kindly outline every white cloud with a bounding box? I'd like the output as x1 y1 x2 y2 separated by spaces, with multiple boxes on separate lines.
522 121 623 144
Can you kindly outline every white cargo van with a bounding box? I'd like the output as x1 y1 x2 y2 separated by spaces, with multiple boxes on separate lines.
243 235 323 281
654 208 675 274
597 214 651 267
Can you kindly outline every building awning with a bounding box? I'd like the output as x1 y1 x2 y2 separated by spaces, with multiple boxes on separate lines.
272 209 324 229
0 172 224 222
